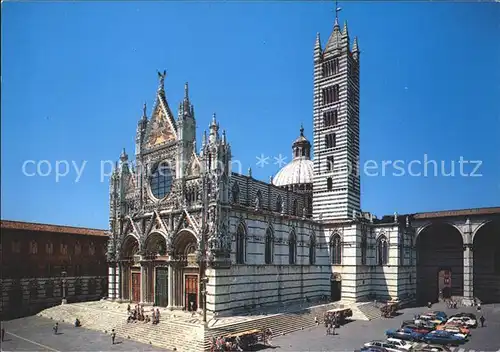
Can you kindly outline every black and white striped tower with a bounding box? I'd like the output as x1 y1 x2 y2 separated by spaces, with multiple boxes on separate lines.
312 2 361 221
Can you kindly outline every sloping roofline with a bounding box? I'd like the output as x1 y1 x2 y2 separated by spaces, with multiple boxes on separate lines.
0 219 108 237
413 206 500 219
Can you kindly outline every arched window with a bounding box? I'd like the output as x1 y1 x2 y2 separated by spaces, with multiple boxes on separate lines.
235 224 246 264
289 231 297 265
327 177 333 191
264 228 274 264
377 235 389 265
361 230 368 265
276 195 283 213
255 190 263 209
307 196 313 217
232 182 240 204
292 199 298 216
150 162 174 199
330 234 342 265
309 233 316 265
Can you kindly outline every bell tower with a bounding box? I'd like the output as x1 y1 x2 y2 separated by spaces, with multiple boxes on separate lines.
312 4 361 222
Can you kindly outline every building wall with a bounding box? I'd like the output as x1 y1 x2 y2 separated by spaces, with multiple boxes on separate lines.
0 224 109 319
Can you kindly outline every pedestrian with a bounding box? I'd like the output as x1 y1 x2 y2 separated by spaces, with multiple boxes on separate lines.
480 315 485 327
53 322 58 335
1 326 5 342
111 329 116 345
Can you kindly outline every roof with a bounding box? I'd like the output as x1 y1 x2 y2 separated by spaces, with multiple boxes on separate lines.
273 157 314 187
0 220 109 237
413 207 500 219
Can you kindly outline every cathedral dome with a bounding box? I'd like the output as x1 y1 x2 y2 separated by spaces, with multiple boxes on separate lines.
273 125 314 187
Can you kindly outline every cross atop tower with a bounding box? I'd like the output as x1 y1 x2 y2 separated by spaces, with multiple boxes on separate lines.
334 0 342 22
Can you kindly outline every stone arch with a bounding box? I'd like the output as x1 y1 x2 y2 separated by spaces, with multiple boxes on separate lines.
120 234 141 259
416 222 464 304
144 231 168 256
415 221 464 243
473 219 500 303
173 230 198 256
309 231 317 265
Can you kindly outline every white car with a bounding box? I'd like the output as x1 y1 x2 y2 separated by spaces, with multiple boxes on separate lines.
446 316 477 327
364 340 403 352
387 338 413 351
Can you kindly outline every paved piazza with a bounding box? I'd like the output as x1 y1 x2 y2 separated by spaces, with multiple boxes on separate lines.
0 315 169 352
264 303 500 352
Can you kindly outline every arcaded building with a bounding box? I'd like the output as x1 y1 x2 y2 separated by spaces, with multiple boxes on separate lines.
106 11 500 316
0 220 109 319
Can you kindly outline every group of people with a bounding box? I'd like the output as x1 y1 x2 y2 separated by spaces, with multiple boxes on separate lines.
209 328 273 352
126 304 160 325
322 312 341 335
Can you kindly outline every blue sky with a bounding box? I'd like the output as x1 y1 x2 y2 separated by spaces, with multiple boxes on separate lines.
2 2 499 229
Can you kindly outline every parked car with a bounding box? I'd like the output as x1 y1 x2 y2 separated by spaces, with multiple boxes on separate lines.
428 311 447 319
450 312 477 321
386 328 425 342
415 316 442 326
387 337 414 351
412 343 451 352
446 316 477 328
422 330 467 345
402 324 433 334
364 340 403 352
357 346 389 352
436 324 470 336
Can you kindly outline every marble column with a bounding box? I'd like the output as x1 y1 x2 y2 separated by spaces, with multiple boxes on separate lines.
140 264 146 303
463 244 474 306
108 264 116 299
115 263 121 300
167 265 173 310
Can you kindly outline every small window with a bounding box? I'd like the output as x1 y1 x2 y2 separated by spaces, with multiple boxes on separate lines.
265 228 274 264
326 156 334 171
377 235 389 265
276 195 283 213
292 199 298 216
309 234 316 265
323 110 338 127
236 224 246 264
289 231 297 265
327 177 333 191
330 234 342 265
325 133 336 149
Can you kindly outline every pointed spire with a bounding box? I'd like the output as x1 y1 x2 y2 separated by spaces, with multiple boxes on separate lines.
190 104 195 119
342 20 348 36
222 130 227 144
315 32 321 50
300 123 304 137
202 130 207 146
142 102 147 120
352 36 359 53
211 112 217 127
184 82 189 100
120 148 128 162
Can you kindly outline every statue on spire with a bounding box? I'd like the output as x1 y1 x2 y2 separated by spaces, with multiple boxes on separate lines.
157 70 167 90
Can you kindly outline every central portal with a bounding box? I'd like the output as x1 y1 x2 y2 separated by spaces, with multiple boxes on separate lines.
185 275 198 311
155 267 168 307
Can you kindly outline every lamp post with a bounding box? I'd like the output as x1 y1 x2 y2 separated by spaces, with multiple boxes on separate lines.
61 271 67 305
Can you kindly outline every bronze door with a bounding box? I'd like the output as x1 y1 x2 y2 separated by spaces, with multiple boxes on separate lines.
131 271 141 302
185 275 198 311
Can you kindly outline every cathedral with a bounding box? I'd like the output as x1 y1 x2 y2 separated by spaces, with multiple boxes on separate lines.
106 10 500 316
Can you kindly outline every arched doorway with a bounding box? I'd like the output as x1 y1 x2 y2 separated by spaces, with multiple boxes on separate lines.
120 235 140 302
144 232 168 306
173 231 199 311
473 220 500 303
416 223 463 304
330 273 342 302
